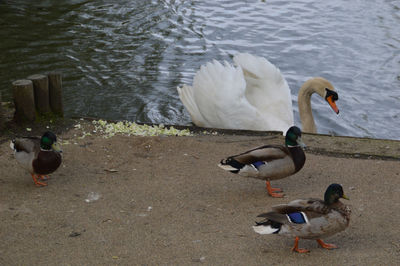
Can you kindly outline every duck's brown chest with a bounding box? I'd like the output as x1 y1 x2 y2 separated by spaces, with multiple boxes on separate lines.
289 147 306 173
32 151 62 175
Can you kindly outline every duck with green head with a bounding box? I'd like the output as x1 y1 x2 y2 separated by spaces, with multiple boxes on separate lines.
253 183 351 253
10 131 62 187
218 126 306 197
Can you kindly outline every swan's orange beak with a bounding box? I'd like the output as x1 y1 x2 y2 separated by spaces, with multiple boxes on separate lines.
326 95 339 114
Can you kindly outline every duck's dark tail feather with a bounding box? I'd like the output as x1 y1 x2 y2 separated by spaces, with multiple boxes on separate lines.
253 220 282 235
218 157 245 173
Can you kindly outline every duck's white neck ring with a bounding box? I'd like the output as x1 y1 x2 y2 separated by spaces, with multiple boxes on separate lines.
287 145 300 148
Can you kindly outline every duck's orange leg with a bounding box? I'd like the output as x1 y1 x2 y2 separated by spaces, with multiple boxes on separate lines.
316 239 338 250
291 237 309 253
31 174 47 187
265 180 284 198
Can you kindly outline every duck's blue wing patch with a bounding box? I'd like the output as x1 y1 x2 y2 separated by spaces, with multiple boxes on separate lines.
252 161 265 168
287 212 307 224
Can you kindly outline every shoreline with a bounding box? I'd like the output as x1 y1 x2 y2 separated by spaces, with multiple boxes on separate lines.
2 115 400 161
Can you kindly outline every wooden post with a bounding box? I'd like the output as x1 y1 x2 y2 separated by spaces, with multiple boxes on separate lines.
27 74 51 114
0 92 4 130
12 79 36 123
48 72 64 117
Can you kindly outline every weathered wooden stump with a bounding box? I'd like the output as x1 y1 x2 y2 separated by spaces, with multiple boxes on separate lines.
27 74 51 114
48 72 64 117
12 79 36 123
0 92 4 130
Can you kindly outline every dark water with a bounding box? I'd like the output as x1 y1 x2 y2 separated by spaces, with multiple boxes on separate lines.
1 0 399 139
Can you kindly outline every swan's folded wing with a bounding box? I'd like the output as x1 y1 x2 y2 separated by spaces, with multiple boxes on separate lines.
233 53 294 132
233 145 289 164
190 60 265 129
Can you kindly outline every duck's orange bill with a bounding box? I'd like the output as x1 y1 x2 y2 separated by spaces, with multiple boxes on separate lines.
326 96 339 114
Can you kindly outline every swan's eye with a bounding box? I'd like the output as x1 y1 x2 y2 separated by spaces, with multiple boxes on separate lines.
325 88 338 101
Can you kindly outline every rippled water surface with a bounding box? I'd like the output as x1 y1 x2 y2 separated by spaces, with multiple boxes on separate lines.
1 0 399 139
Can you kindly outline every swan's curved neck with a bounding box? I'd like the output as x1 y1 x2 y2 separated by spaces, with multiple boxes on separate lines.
298 84 317 133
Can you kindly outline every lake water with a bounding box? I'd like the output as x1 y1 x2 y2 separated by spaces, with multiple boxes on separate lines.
1 0 399 139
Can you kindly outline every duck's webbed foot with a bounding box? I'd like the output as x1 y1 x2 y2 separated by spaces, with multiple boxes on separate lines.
291 237 309 253
316 239 338 250
266 180 284 198
31 174 48 187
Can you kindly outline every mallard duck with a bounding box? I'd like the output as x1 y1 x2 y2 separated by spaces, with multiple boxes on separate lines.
10 131 62 187
177 53 339 134
218 126 305 197
253 183 351 253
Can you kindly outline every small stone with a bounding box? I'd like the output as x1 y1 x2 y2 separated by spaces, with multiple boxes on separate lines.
69 232 81 237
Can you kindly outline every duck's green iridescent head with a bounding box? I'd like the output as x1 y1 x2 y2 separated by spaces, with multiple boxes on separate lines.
40 131 62 152
285 126 305 148
324 183 349 204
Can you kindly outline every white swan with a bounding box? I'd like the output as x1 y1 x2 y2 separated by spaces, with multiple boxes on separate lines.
177 53 339 134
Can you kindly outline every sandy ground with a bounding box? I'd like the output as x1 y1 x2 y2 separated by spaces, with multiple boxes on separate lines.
0 121 400 265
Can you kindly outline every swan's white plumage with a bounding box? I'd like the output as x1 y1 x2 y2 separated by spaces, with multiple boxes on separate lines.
177 53 294 133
